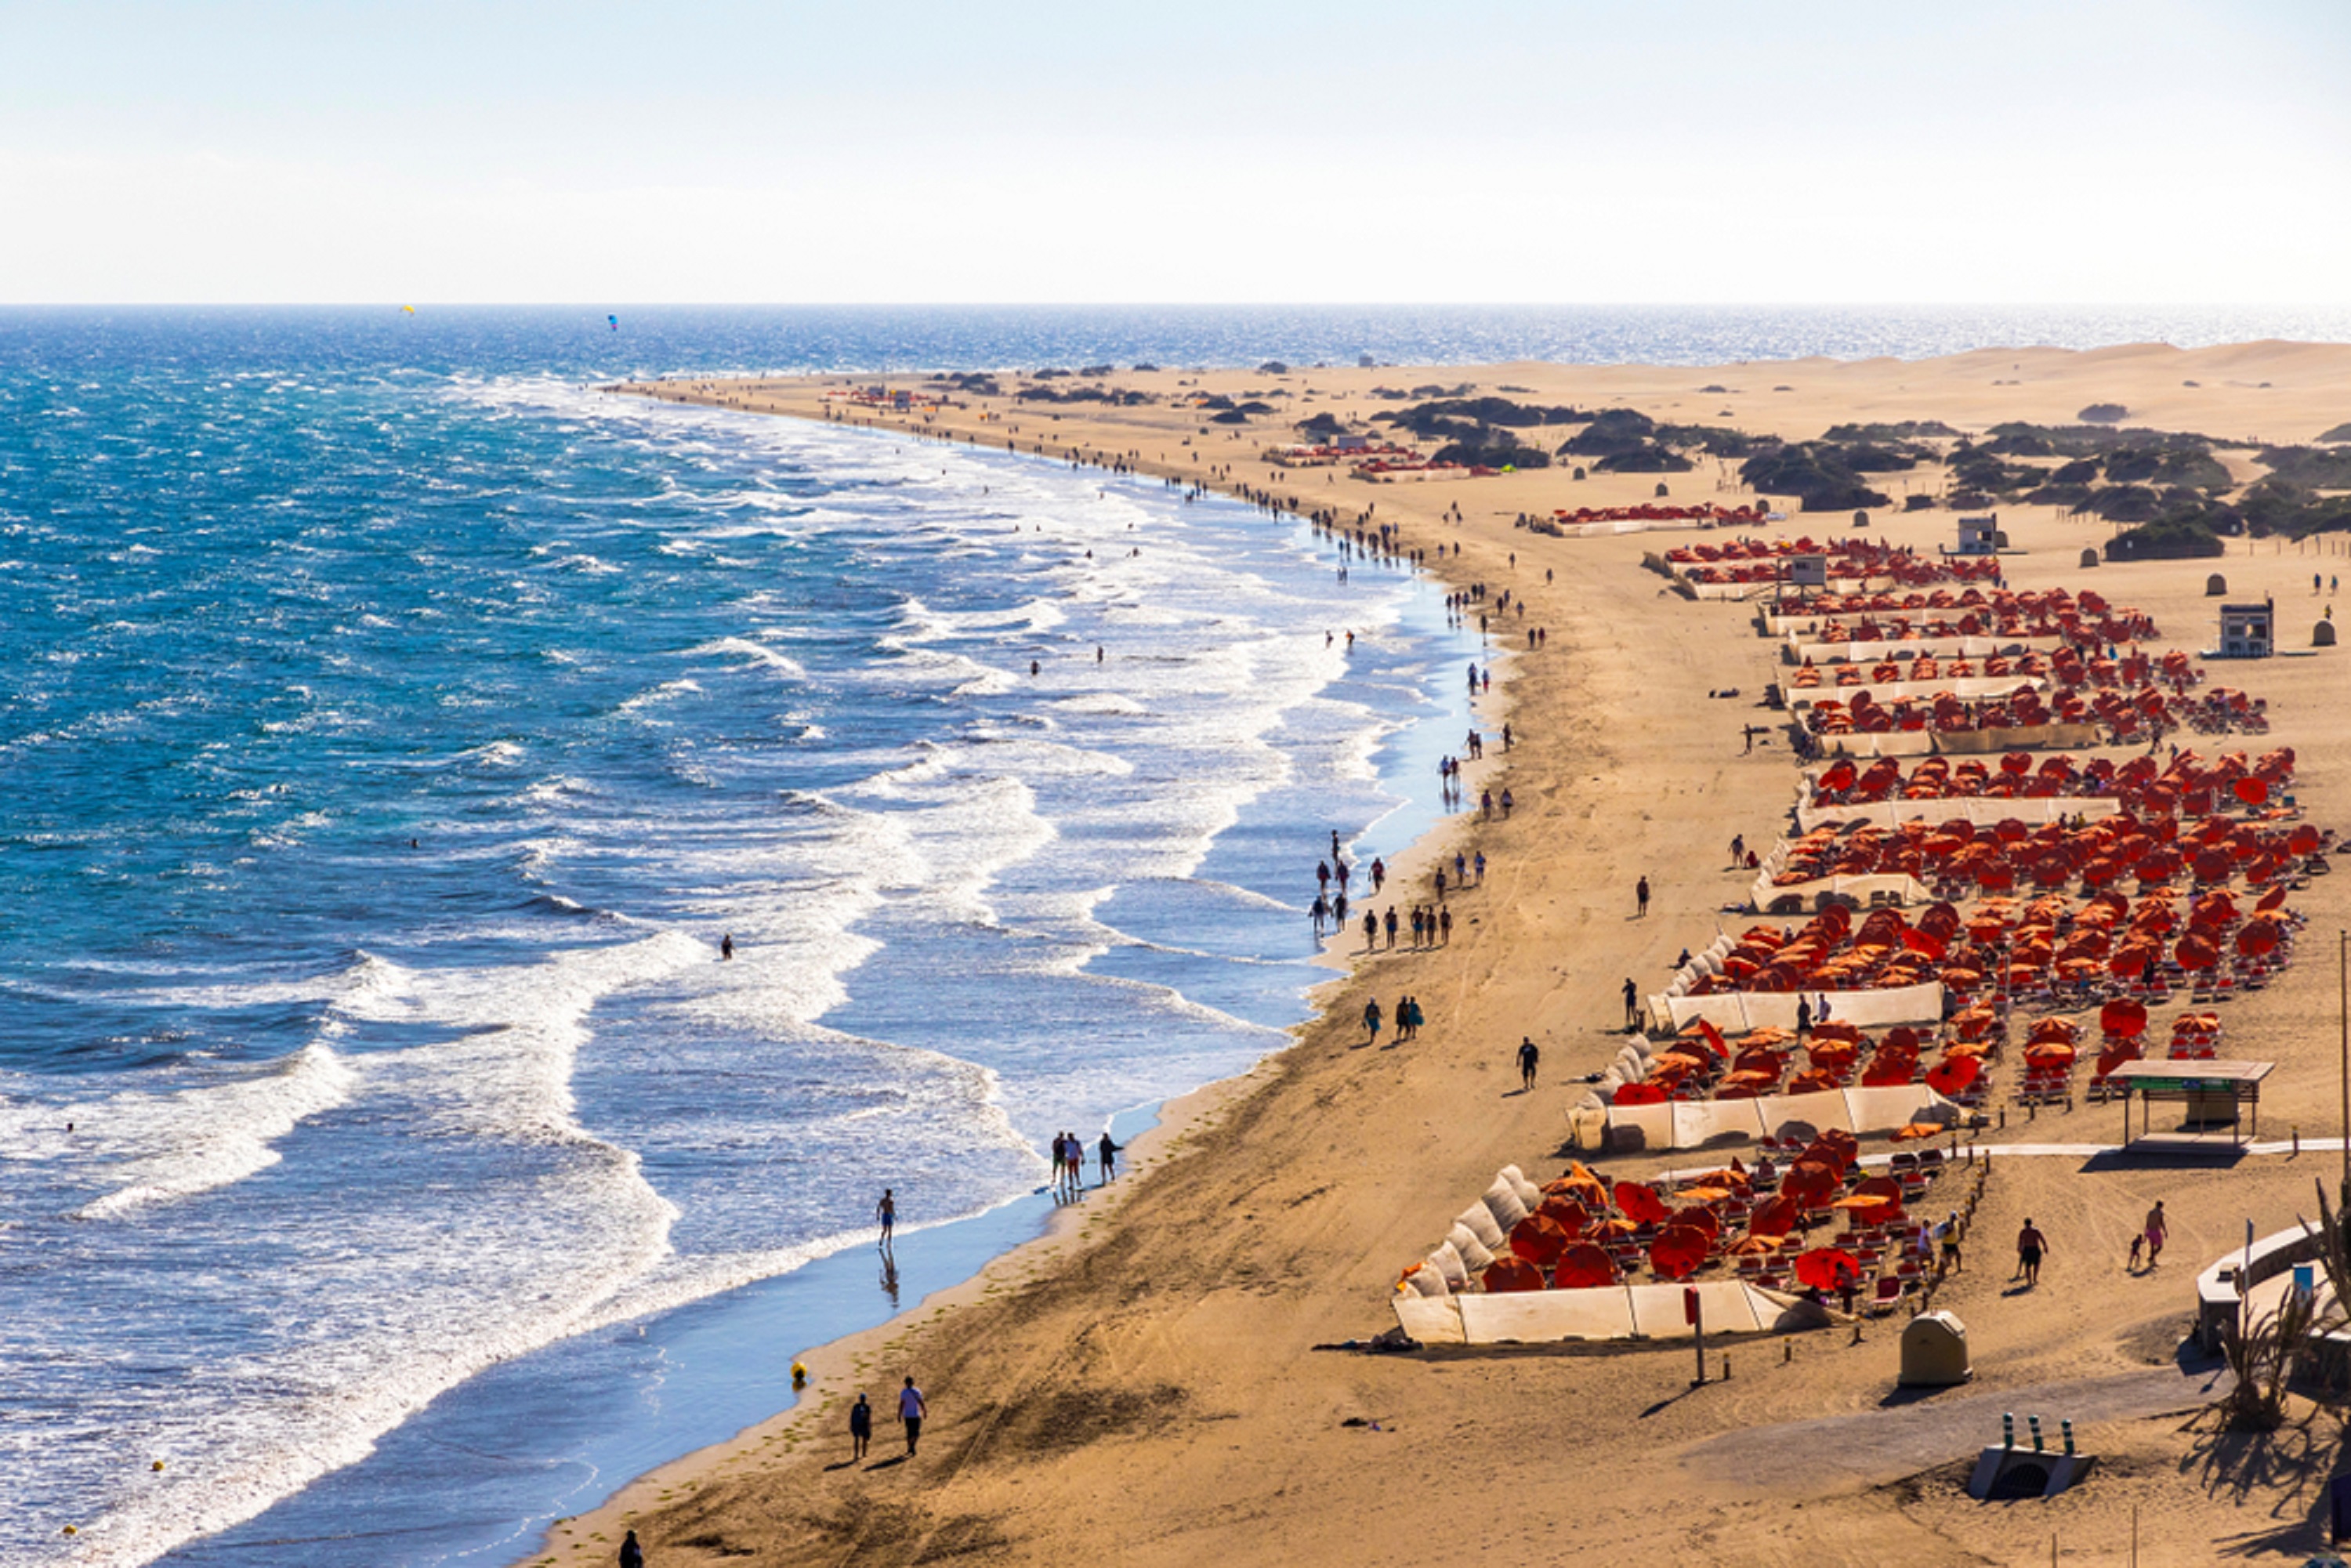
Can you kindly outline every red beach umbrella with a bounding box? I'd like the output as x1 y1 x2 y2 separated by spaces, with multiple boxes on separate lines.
1613 1181 1672 1226
1552 1244 1618 1290
1482 1255 1545 1293
1648 1223 1714 1281
1509 1213 1574 1268
1794 1247 1863 1292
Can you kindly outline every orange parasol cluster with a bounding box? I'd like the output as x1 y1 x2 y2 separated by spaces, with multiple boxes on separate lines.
1556 502 1766 526
1801 669 2261 742
1791 650 2049 690
1467 1137 1918 1295
1802 588 2155 646
1812 748 2295 817
1666 538 2002 588
1792 586 2151 641
1768 805 2326 899
1705 877 2306 1017
2088 1007 2224 1086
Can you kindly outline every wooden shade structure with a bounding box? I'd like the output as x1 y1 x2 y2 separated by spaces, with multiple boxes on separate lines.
2106 1058 2273 1148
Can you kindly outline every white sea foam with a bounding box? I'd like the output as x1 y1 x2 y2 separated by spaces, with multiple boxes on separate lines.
683 636 807 677
68 1044 359 1219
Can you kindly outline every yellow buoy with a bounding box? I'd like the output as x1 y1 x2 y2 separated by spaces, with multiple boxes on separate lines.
153 1459 166 1471
63 1525 77 1535
790 1360 809 1389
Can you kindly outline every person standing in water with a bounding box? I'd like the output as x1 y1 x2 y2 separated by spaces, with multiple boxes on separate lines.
876 1189 896 1245
1099 1130 1121 1184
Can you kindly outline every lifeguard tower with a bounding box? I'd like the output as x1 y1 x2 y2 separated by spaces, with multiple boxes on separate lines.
1955 515 2000 556
2218 599 2274 660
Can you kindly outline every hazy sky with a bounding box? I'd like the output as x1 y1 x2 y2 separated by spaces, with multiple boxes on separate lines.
3 0 2345 303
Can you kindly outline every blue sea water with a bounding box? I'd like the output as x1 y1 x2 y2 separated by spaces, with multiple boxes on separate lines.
1 305 2341 1568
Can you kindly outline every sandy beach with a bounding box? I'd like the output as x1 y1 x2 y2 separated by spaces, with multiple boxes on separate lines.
528 342 2351 1568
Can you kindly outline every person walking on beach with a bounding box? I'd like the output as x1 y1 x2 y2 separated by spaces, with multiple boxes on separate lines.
619 1529 645 1568
1364 998 1383 1045
1473 850 1486 885
1635 876 1650 918
2142 1200 2168 1268
876 1189 896 1246
2015 1218 2049 1287
1438 906 1452 944
1099 1130 1121 1184
1383 906 1399 948
1371 856 1386 892
1622 976 1639 1028
899 1376 927 1455
849 1392 874 1461
1517 1037 1540 1091
1410 907 1425 947
1362 910 1378 951
1795 996 1813 1038
1310 892 1329 935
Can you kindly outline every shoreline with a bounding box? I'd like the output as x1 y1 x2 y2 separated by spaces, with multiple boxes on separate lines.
537 343 2351 1567
503 404 1517 1567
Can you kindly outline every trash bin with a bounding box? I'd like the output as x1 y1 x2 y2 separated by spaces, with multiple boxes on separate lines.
1899 1310 1972 1386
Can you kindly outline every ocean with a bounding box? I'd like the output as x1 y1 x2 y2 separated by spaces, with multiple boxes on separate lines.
2 305 2341 1568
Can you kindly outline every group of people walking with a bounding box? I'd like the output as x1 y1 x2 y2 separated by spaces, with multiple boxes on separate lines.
1364 903 1451 951
1362 994 1427 1045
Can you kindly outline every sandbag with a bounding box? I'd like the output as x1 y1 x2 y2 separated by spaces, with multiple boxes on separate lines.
1432 1239 1470 1289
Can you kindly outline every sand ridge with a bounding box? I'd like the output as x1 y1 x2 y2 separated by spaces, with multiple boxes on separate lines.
527 342 2351 1567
